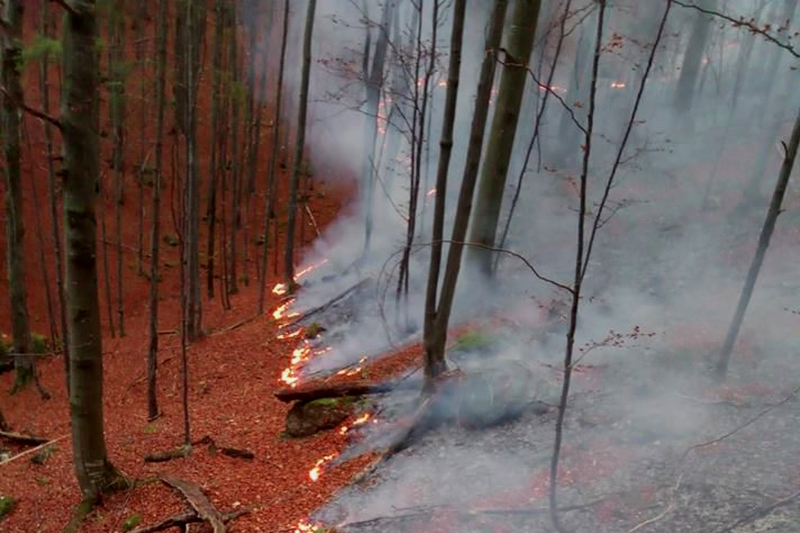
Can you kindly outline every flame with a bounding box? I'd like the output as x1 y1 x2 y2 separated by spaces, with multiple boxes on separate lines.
309 453 338 482
272 299 298 321
293 520 324 533
339 412 372 435
294 258 329 280
272 283 288 296
277 328 303 340
610 81 626 89
426 188 436 197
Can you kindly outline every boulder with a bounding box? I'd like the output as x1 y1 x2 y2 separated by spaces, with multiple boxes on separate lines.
285 397 355 438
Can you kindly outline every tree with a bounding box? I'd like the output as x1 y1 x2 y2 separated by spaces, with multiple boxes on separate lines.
284 0 317 286
467 0 542 275
2 0 32 392
674 0 716 112
717 108 800 378
423 0 508 390
62 0 126 501
422 0 467 385
147 0 169 422
258 0 291 314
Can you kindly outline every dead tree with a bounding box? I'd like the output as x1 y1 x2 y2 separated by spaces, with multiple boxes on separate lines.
716 108 800 378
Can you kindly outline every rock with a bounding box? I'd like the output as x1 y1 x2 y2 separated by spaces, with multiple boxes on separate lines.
285 397 355 438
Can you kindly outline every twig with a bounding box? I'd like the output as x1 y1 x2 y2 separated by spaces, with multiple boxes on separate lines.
0 435 68 467
713 488 800 533
672 0 799 59
629 384 800 532
304 203 321 237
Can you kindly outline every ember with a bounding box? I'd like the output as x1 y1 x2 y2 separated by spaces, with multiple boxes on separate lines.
293 520 324 533
273 299 298 321
610 81 626 89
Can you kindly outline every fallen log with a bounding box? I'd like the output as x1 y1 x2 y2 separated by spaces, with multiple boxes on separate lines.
144 445 190 463
274 379 400 403
129 508 250 533
0 430 49 445
160 474 226 533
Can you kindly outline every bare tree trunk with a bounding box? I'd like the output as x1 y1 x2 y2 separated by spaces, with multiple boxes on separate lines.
424 0 508 391
174 0 188 134
100 186 116 338
674 0 716 112
360 0 396 253
258 0 290 314
228 7 241 295
467 0 541 275
185 0 202 341
284 0 317 286
422 0 466 384
109 0 127 338
40 1 70 390
717 109 800 378
148 0 168 422
136 0 146 275
63 0 126 501
2 0 32 390
207 0 225 299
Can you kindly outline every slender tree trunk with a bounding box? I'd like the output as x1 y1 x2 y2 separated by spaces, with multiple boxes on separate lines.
467 0 541 275
174 0 188 133
148 0 168 422
207 0 225 299
424 0 508 391
2 0 32 390
100 187 116 338
109 0 127 337
258 0 290 314
422 0 466 385
284 0 317 286
136 0 146 275
360 0 396 253
40 1 70 389
63 0 126 501
228 7 241 295
185 0 202 341
674 0 716 112
717 109 800 378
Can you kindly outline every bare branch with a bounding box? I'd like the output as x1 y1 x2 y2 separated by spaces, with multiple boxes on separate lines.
0 86 63 131
672 0 799 59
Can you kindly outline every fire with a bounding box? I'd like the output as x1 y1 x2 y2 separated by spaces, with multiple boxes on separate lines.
309 453 338 482
277 328 303 340
272 299 298 321
293 520 324 533
272 283 288 296
340 412 373 435
610 81 626 89
426 188 436 197
335 356 367 377
294 258 329 280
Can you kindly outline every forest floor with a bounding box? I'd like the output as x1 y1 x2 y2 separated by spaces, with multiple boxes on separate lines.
0 173 425 532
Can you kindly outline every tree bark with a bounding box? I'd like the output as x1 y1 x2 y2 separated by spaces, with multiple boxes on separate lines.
423 0 508 391
2 0 32 389
185 0 202 341
148 0 169 422
284 0 317 286
717 108 800 378
467 0 541 275
63 0 125 501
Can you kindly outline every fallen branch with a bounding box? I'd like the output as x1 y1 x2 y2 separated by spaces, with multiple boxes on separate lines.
282 278 371 328
193 435 255 460
0 430 49 445
144 445 191 463
160 474 226 533
0 435 68 467
129 508 250 533
713 488 800 533
304 203 321 237
210 315 259 336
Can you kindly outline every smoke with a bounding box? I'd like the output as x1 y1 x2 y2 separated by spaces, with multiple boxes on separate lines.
268 0 800 530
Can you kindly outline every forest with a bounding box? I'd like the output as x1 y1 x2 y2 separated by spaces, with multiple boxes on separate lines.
0 0 799 532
